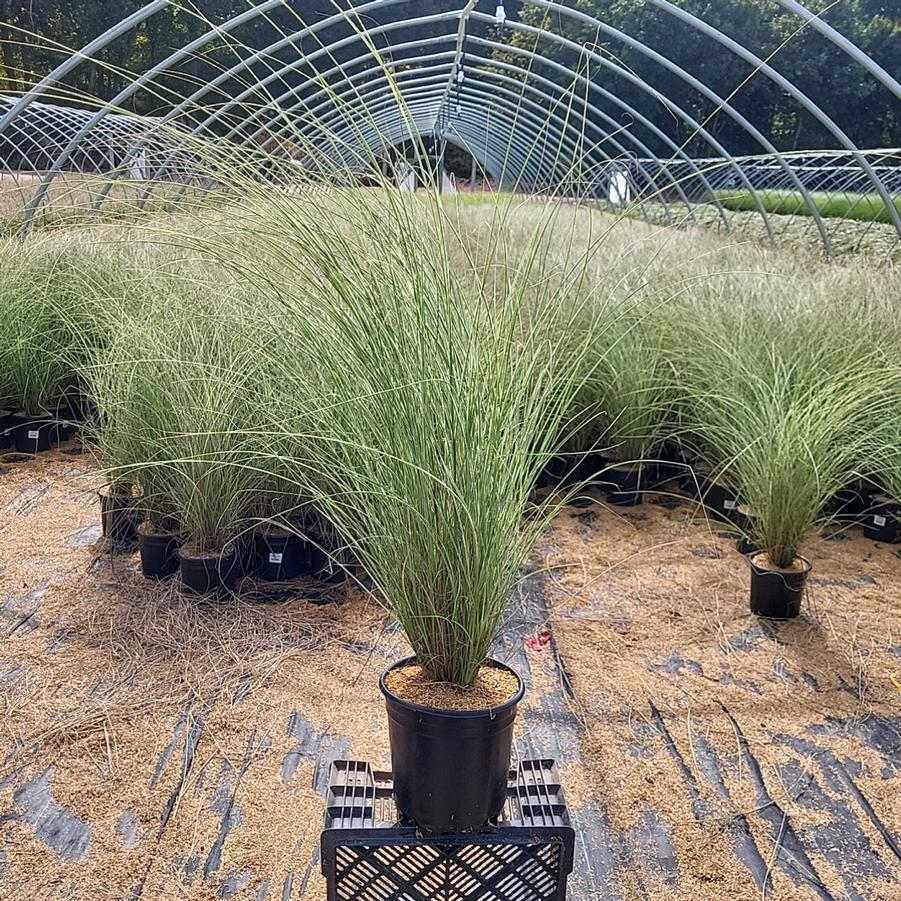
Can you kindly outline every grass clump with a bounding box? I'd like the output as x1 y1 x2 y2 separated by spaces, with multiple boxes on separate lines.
0 243 123 416
561 295 675 468
187 188 593 687
84 286 265 552
679 303 899 567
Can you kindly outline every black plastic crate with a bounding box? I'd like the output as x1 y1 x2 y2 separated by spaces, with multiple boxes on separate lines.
321 758 575 901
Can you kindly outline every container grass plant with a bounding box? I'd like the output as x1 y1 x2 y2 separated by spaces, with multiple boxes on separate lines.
148 310 263 596
84 280 265 590
84 315 178 558
183 179 597 832
561 295 676 505
0 245 108 451
864 362 901 544
679 301 900 617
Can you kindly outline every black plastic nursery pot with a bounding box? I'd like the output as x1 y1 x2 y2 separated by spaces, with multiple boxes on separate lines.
254 527 309 581
380 657 525 834
748 553 811 620
229 532 256 577
138 523 184 580
10 415 56 453
698 477 742 522
52 418 75 443
862 499 901 544
823 482 874 521
54 391 92 426
675 461 714 498
315 531 360 585
179 546 239 597
532 463 554 491
602 463 650 506
99 486 142 545
545 453 606 489
730 505 755 537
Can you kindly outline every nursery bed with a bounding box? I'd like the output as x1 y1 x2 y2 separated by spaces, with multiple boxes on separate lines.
1 449 900 899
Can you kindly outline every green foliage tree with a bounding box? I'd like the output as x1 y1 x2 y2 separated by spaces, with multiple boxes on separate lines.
0 1 896 150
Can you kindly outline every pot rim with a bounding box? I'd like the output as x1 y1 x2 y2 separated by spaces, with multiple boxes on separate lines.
178 544 237 563
380 655 525 719
605 460 646 475
253 523 303 538
869 506 901 520
746 552 812 576
137 520 184 538
98 484 141 500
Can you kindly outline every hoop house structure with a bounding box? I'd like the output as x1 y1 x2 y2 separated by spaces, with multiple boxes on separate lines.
0 0 898 256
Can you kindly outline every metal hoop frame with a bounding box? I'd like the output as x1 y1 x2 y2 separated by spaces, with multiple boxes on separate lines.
0 0 896 255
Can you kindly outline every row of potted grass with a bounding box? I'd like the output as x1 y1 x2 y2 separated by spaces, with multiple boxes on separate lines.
0 244 107 451
5 205 901 616
3 192 901 837
546 253 901 616
5 208 901 609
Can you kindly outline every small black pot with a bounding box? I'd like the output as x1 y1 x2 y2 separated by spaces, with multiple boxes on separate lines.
230 532 257 576
545 453 606 489
730 505 755 537
653 442 690 484
315 532 359 585
254 528 309 581
54 391 92 425
138 524 184 580
99 486 142 544
10 415 56 453
748 554 811 619
603 463 649 506
699 478 742 522
533 465 553 492
380 657 524 834
862 503 901 543
823 483 874 521
179 546 239 597
672 457 707 492
736 536 760 556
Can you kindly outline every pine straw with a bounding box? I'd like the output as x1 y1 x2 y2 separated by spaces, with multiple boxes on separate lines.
81 583 375 698
385 663 520 711
540 492 901 901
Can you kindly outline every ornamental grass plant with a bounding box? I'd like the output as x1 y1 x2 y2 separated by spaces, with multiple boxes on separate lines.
677 300 901 568
83 281 267 553
176 185 600 687
0 242 126 416
558 295 676 467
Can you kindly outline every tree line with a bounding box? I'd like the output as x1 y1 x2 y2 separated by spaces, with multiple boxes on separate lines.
0 1 897 154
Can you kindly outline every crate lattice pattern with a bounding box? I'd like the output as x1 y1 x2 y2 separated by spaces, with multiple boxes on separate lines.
334 839 564 900
321 759 575 901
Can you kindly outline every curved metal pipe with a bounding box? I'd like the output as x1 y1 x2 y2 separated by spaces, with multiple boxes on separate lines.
319 87 569 186
288 68 608 184
274 50 673 211
8 0 896 253
643 0 901 240
81 8 729 226
774 0 901 103
196 23 719 219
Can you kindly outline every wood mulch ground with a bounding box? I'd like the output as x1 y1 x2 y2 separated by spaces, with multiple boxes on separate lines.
1 445 900 899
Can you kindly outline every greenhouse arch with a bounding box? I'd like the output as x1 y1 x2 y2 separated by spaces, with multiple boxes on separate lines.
0 0 898 256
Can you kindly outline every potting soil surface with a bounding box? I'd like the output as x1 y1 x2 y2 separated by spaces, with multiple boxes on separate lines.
384 662 520 710
1 445 900 900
